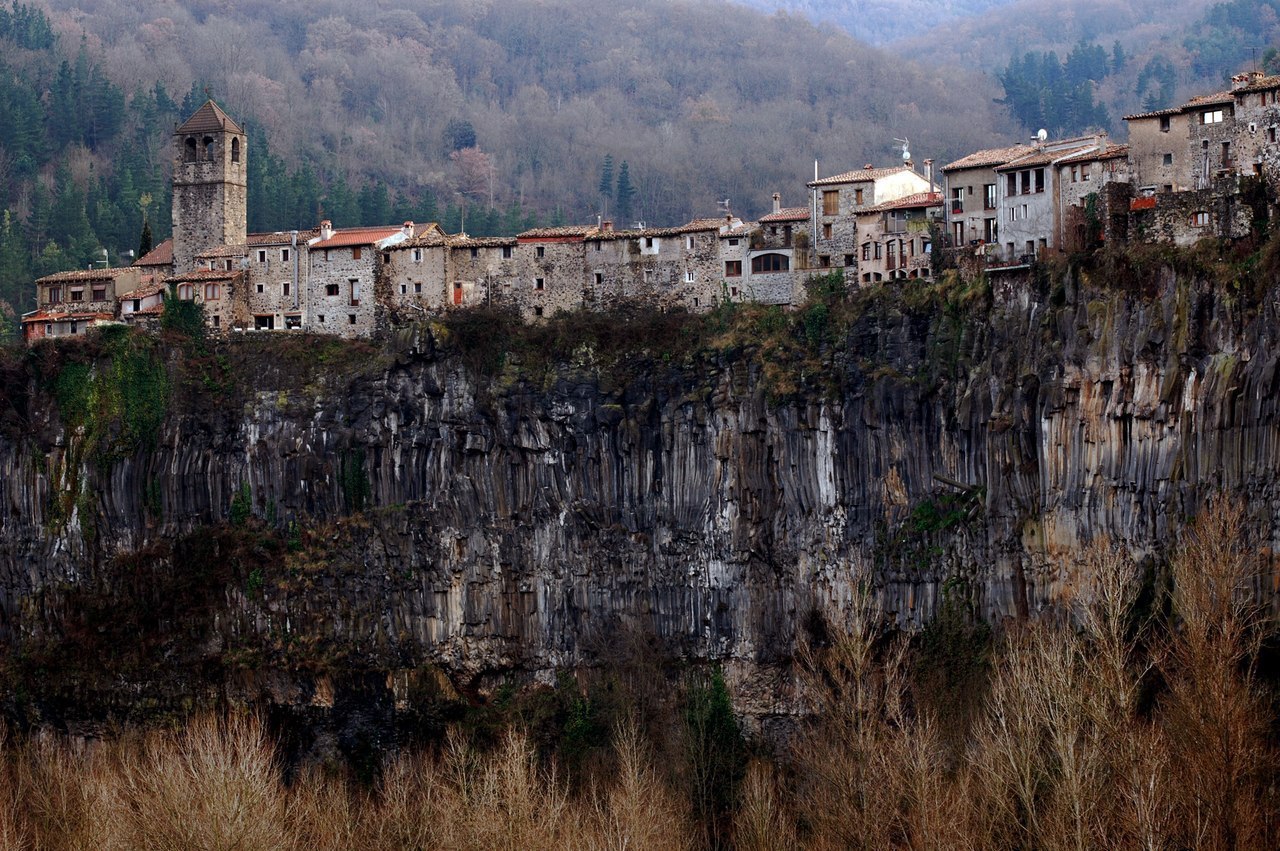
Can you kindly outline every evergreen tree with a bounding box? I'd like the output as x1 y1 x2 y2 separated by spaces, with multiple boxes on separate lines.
138 219 153 258
615 161 634 224
1111 41 1126 73
598 154 614 207
357 181 392 226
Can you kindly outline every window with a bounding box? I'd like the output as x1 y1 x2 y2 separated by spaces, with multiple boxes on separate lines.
854 188 864 205
818 255 830 267
184 137 197 162
952 221 964 244
470 247 479 258
400 284 407 295
256 283 264 294
352 247 362 260
413 248 422 262
535 277 544 290
91 286 105 301
1034 168 1044 193
349 279 360 305
203 136 215 160
724 260 742 277
951 187 964 213
862 242 871 261
536 246 545 258
323 250 330 262
231 138 240 163
645 237 655 249
844 254 854 266
750 253 789 273
212 315 221 328
873 243 882 260
224 259 234 271
205 283 220 300
1191 210 1210 227
594 241 601 251
1162 153 1173 166
69 289 83 302
1020 170 1031 194
685 270 695 283
822 190 839 215
594 272 603 284
728 238 739 247
1221 141 1231 167
783 225 792 247
178 283 194 300
984 218 997 243
414 283 422 294
534 306 544 317
1160 116 1171 132
983 184 996 210
1006 173 1016 195
887 241 896 265
644 269 653 283
822 223 832 240
318 315 325 323
503 246 513 259
282 282 290 296
1202 109 1224 124
685 235 694 249
47 287 61 304
285 315 301 329
282 249 290 262
325 283 340 297
1270 127 1277 143
348 314 357 325
1081 163 1090 181
131 299 140 312
258 250 267 263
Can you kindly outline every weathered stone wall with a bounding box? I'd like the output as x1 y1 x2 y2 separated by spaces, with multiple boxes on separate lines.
4 263 1280 732
306 248 379 337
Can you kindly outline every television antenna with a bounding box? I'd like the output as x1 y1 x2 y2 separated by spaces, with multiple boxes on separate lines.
893 137 911 162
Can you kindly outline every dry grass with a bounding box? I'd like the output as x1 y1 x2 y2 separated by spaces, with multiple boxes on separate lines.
1 503 1276 850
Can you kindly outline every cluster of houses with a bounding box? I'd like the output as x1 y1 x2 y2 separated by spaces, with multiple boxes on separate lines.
21 69 1280 344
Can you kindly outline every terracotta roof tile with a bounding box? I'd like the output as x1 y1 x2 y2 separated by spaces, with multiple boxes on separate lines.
1055 143 1129 165
1236 73 1280 93
942 144 1036 172
22 308 114 323
860 191 942 214
311 225 409 249
517 225 598 239
134 238 174 267
175 100 244 135
118 280 168 300
759 207 811 223
448 236 518 248
997 146 1093 170
808 165 916 187
36 268 132 284
165 269 243 283
1185 91 1233 108
1124 107 1183 120
247 229 320 246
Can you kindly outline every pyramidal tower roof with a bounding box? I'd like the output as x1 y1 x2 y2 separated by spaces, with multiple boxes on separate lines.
175 100 243 135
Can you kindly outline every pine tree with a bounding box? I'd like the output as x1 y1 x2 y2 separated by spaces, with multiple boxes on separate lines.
615 161 635 224
598 154 614 206
138 219 153 258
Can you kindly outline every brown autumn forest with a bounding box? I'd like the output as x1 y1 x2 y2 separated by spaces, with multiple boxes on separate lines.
0 502 1276 849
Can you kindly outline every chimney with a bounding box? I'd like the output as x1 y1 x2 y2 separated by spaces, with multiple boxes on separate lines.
1232 70 1265 90
924 158 934 193
320 220 333 241
402 221 414 238
602 220 613 233
772 192 781 213
864 163 873 170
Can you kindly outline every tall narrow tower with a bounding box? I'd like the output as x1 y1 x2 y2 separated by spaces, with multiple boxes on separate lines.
171 100 247 273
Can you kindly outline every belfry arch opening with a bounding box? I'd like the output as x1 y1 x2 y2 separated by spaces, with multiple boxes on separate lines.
184 137 197 162
231 137 240 163
203 136 215 160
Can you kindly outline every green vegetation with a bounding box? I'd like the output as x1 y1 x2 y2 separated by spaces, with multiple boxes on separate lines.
998 41 1115 135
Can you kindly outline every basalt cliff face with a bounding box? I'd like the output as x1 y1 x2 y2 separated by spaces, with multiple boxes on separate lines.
1 261 1278 744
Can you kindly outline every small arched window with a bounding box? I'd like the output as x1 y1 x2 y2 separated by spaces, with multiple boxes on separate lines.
231 137 240 163
203 136 215 160
184 137 197 162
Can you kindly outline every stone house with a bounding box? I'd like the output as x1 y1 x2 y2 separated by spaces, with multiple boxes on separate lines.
807 165 933 274
995 135 1114 261
117 277 168 328
853 192 941 284
941 144 1034 255
1227 71 1280 185
164 268 246 331
22 267 141 342
506 225 597 319
1054 144 1130 252
1124 108 1192 194
134 238 175 281
1126 178 1254 245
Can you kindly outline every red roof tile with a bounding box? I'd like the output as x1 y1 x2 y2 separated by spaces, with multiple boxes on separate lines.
808 165 916 187
759 207 811 223
860 191 942 214
134 238 174 267
1055 144 1129 165
943 144 1036 172
118 280 168 300
22 309 113 324
36 268 131 284
311 225 412 249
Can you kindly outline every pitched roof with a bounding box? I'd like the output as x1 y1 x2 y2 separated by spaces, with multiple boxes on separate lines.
860 191 942 214
23 308 114 324
134 238 173 267
942 144 1036 172
808 165 916 187
1123 106 1183 121
517 225 598 239
1235 73 1280 93
1055 143 1129 165
759 206 811 223
247 229 320 246
175 100 244 135
449 236 518 248
311 225 410 249
679 217 735 232
1185 91 1233 108
997 145 1092 170
165 269 243 283
36 268 131 284
118 279 168 300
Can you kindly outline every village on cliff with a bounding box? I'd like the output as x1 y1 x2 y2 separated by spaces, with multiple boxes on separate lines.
20 69 1280 344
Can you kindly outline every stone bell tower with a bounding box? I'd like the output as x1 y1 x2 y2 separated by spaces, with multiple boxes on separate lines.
171 100 247 274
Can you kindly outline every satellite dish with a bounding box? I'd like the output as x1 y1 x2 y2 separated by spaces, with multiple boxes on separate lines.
1037 128 1048 142
894 136 911 162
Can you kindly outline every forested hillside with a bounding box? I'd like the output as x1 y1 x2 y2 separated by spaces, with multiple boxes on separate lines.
731 0 1016 44
0 0 1015 328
